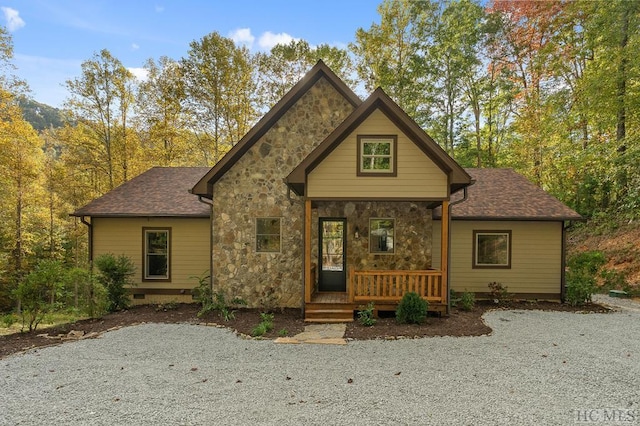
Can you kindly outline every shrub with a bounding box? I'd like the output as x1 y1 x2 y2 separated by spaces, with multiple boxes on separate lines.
2 313 18 328
357 302 377 326
565 251 607 306
488 282 510 303
459 291 475 311
94 254 135 312
396 292 428 324
251 312 275 337
191 272 246 320
15 260 65 332
565 269 597 306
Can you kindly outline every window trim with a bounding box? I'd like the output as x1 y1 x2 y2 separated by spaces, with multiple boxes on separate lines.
472 230 512 269
369 218 396 254
255 217 282 253
357 135 398 177
142 227 171 282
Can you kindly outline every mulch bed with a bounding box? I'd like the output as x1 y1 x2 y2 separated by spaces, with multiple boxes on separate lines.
0 300 610 359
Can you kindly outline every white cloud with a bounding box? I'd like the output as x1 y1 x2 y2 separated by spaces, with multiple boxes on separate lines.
229 28 255 48
131 43 140 51
258 31 296 50
2 7 25 32
128 67 148 81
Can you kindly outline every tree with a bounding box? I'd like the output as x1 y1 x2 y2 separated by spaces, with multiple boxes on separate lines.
181 32 258 164
136 56 192 166
64 49 137 190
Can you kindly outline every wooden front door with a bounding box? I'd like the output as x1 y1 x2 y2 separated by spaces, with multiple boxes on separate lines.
318 218 346 292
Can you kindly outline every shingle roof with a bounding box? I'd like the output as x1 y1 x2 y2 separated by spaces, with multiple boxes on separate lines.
71 167 211 217
434 168 583 221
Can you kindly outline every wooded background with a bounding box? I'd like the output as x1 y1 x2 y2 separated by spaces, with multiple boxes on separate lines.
1 0 639 309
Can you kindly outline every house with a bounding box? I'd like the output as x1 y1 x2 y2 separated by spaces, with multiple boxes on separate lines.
73 61 582 321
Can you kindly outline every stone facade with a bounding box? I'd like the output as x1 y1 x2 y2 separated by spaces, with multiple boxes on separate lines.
211 77 356 308
311 201 433 286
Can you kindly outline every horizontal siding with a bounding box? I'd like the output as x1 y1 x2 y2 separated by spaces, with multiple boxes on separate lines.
307 109 448 199
433 220 563 294
92 217 210 291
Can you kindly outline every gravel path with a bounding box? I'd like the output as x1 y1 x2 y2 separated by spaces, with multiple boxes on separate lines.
1 304 639 425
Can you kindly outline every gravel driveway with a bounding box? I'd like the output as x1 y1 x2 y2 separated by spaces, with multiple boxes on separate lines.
1 299 639 425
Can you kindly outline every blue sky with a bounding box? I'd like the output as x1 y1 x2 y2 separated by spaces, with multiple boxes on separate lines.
1 1 382 107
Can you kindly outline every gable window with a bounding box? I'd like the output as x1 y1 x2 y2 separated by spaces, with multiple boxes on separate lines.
357 135 397 176
143 228 170 281
256 218 281 253
473 230 511 269
370 218 395 254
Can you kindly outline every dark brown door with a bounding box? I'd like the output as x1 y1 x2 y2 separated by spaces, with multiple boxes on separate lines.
318 218 346 292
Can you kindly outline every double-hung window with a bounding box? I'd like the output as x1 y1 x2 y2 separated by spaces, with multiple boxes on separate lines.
256 218 281 253
473 230 511 269
143 228 170 281
357 135 397 176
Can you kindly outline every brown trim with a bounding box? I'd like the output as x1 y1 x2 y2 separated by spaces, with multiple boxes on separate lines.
306 197 448 202
127 288 192 296
285 87 471 196
356 135 398 177
437 216 583 222
472 230 512 269
72 214 210 219
192 60 361 198
142 227 172 282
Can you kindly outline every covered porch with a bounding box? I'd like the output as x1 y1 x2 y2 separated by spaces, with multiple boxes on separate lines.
303 199 450 322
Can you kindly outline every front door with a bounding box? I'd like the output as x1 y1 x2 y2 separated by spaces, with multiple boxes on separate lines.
318 218 346 292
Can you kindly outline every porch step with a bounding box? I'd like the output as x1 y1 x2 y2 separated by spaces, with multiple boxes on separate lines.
304 308 354 323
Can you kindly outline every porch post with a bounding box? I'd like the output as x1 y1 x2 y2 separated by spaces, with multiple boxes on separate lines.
304 199 312 304
440 200 449 306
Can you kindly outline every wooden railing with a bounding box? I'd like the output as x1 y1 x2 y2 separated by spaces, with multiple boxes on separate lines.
349 270 445 304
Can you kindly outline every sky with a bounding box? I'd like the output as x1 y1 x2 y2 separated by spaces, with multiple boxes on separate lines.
0 0 382 108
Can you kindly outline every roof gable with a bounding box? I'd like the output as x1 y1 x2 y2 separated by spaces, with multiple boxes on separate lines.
191 60 362 198
72 167 211 218
285 87 472 196
434 168 583 221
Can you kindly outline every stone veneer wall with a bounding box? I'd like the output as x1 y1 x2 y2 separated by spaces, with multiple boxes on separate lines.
311 202 433 284
211 77 356 308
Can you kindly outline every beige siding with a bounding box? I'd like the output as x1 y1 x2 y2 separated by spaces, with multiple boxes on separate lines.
307 110 448 199
433 220 563 296
92 217 210 304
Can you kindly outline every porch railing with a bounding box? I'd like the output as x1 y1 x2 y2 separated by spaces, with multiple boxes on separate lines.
349 269 445 304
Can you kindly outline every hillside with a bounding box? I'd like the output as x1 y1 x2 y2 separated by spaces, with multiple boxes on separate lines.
568 222 640 289
18 97 65 131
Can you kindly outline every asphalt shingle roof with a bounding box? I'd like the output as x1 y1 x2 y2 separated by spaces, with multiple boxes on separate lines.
71 167 211 217
435 168 583 221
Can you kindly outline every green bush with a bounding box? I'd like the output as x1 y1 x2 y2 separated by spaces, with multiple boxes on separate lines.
565 270 597 306
2 313 18 328
357 302 377 326
459 291 475 311
191 272 246 320
14 260 65 331
94 254 135 312
396 292 428 324
251 312 275 337
565 251 607 306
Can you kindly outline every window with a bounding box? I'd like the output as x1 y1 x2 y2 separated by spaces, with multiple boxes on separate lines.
143 228 170 281
256 218 281 253
370 218 395 254
357 135 397 176
473 230 511 269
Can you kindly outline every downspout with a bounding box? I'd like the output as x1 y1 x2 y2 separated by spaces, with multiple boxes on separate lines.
446 185 471 314
80 216 93 266
198 196 214 293
561 221 570 303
